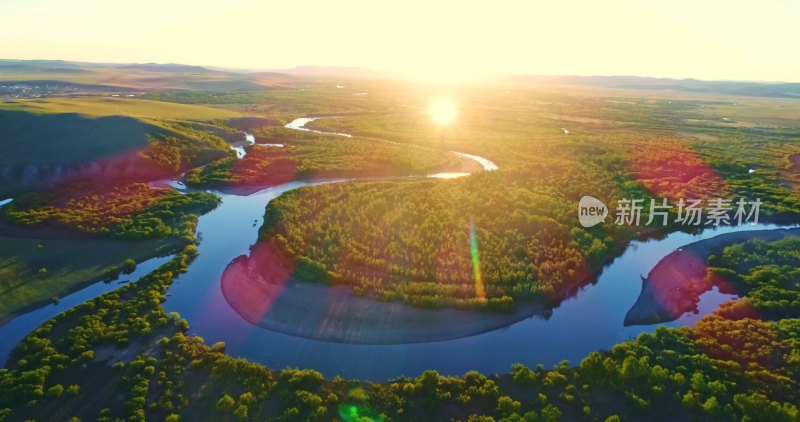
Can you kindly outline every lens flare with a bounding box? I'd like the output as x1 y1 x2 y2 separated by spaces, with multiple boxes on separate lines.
470 219 486 302
428 99 457 126
337 403 384 422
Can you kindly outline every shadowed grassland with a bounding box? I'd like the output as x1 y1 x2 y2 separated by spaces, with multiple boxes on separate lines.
0 101 239 196
0 110 163 167
0 234 179 324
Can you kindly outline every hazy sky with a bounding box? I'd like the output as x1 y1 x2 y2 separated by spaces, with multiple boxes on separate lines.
1 0 798 82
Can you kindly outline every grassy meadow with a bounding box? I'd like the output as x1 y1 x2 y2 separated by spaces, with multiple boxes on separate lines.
0 97 241 124
0 234 179 323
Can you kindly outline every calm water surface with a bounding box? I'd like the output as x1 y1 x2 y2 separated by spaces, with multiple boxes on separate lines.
162 179 785 380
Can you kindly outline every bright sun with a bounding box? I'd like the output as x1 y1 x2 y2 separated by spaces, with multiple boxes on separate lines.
428 99 457 125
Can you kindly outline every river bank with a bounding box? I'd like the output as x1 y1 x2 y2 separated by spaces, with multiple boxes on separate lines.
624 227 800 325
0 252 175 365
221 240 549 344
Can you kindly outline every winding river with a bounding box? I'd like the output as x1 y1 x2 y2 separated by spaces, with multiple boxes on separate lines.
162 203 785 380
1 118 794 381
160 119 792 380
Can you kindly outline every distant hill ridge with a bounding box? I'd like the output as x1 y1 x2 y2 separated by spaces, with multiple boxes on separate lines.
513 75 800 98
1 59 798 98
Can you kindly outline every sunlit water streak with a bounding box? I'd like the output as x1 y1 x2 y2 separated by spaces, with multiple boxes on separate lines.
427 172 471 179
452 152 498 171
230 132 256 158
284 117 353 138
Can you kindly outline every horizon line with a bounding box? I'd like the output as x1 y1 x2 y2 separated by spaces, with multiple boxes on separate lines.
1 57 798 85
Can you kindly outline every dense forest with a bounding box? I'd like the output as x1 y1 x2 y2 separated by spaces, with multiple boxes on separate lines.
1 184 218 240
708 237 800 321
250 90 800 313
259 169 625 311
297 92 800 221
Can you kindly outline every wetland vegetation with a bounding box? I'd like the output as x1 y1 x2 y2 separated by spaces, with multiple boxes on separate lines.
1 61 800 421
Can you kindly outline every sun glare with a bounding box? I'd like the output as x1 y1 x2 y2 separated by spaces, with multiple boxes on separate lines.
428 99 457 126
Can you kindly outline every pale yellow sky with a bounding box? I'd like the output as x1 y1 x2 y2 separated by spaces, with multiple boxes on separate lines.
1 0 798 82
